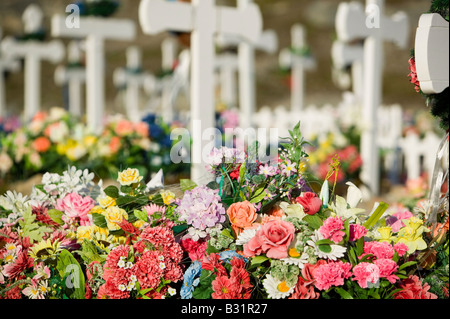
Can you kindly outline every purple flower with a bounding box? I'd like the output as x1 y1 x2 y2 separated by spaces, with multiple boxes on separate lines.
176 186 226 238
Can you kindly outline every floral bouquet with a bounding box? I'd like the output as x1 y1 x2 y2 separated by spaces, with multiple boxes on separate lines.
0 166 186 299
178 122 446 299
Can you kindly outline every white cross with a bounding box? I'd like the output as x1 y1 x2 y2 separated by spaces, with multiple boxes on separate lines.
113 46 155 123
52 11 136 133
336 0 409 197
279 24 315 112
414 13 449 94
215 52 239 108
139 0 262 182
216 0 277 129
0 27 21 118
331 40 364 101
1 5 64 122
54 41 86 118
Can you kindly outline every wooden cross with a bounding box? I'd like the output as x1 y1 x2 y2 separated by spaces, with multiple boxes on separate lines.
54 41 86 118
139 0 262 182
279 24 315 112
1 5 64 122
0 27 21 118
113 46 155 123
336 0 409 196
414 13 449 94
52 11 136 133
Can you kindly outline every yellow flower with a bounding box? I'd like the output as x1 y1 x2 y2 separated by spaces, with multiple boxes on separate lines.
98 195 117 209
90 205 105 215
117 168 143 186
160 190 176 205
83 135 97 148
377 226 396 243
104 206 128 231
76 226 94 243
66 143 87 161
93 225 109 237
133 219 146 229
396 217 429 254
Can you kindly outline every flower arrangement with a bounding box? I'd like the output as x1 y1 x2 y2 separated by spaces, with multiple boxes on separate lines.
0 108 187 188
0 122 448 299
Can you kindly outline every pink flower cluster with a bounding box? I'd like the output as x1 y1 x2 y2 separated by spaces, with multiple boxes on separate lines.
181 238 207 261
55 192 95 227
408 57 421 93
394 275 437 299
319 216 345 244
97 226 183 299
314 261 352 291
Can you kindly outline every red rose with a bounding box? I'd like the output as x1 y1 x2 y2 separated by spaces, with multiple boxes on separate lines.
296 192 322 215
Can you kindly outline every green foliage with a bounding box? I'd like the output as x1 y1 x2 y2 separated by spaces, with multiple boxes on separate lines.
18 207 53 243
56 250 86 299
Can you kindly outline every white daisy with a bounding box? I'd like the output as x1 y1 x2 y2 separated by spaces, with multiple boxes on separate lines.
307 230 347 261
235 226 260 246
168 287 177 296
262 274 295 299
281 251 309 269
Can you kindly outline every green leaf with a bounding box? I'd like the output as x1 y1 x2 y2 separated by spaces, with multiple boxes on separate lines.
192 270 215 299
103 185 119 198
251 255 269 267
335 287 354 299
172 224 188 235
303 214 323 230
315 239 335 246
399 261 417 271
363 202 389 230
92 213 107 228
56 250 85 299
250 188 267 204
318 244 332 253
134 209 148 222
180 179 197 192
47 209 64 225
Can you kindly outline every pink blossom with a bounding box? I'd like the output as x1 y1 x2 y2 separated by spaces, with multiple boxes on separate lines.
393 242 408 257
296 192 322 215
349 224 368 241
362 241 395 260
313 261 352 291
319 216 345 244
374 258 399 284
243 219 295 259
55 192 95 226
352 262 380 288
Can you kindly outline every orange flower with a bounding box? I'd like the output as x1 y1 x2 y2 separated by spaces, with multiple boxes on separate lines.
32 136 51 153
115 120 134 136
430 219 449 242
227 201 257 236
109 136 121 154
134 122 149 137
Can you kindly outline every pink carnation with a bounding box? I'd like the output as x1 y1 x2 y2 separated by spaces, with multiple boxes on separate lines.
393 242 408 257
352 262 380 288
319 216 345 244
349 224 368 241
374 258 399 284
314 261 352 291
56 192 95 226
362 241 395 260
181 238 207 261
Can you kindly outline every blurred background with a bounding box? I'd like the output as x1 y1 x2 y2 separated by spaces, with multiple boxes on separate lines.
0 0 431 116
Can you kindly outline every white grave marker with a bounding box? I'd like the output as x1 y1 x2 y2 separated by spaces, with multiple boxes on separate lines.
279 24 316 112
1 5 64 122
54 41 86 117
139 0 262 182
414 13 449 94
0 27 21 118
161 36 179 72
336 0 409 196
215 52 239 107
113 46 155 122
331 40 364 101
52 11 136 133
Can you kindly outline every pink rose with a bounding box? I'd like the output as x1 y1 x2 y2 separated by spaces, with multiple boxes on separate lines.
243 219 295 259
296 192 322 215
56 192 95 226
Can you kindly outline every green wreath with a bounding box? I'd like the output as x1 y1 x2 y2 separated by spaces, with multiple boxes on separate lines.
408 0 449 131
